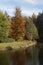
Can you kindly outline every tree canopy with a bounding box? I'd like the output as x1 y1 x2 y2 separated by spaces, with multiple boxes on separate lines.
36 13 43 40
11 7 25 41
25 17 39 40
0 12 10 42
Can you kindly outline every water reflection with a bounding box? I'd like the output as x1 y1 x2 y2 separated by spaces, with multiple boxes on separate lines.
10 44 43 65
38 46 43 65
26 61 39 65
25 46 39 65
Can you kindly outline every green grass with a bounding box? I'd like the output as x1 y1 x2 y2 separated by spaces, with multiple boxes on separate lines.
0 37 15 43
0 41 36 50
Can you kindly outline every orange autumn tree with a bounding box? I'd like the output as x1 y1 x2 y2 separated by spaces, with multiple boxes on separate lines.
11 7 25 41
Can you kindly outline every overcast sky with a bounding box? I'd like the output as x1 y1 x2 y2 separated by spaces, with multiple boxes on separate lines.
0 0 43 16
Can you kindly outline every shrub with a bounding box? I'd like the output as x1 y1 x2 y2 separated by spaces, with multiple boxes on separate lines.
6 46 13 51
1 38 15 43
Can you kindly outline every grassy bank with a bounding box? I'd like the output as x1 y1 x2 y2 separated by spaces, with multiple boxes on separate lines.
0 41 36 50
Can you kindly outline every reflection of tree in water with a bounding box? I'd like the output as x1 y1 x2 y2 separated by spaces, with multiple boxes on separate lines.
26 46 39 65
39 47 43 65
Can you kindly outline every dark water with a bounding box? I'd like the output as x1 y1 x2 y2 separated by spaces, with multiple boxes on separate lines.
25 46 39 65
10 45 42 65
26 61 39 65
26 45 43 65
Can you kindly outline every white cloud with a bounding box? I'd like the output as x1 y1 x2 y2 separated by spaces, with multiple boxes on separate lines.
10 0 42 4
22 8 42 16
0 4 42 16
0 4 14 16
27 0 43 4
21 0 43 5
13 0 43 5
0 0 43 16
0 0 43 5
23 0 36 4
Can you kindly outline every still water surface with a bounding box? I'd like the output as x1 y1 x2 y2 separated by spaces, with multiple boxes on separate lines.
25 46 39 65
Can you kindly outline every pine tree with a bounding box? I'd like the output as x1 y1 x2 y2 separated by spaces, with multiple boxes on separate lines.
11 7 25 41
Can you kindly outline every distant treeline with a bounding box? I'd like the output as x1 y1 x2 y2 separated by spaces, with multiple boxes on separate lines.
0 7 43 42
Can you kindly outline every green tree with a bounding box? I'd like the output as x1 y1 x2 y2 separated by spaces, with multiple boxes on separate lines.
25 17 39 40
0 11 10 42
36 12 43 40
5 11 10 20
32 13 37 24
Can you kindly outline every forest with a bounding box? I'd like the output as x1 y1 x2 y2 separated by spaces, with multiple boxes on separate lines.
0 7 43 43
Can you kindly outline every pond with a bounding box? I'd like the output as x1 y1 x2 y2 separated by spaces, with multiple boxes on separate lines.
25 43 43 65
0 42 42 65
25 45 39 65
9 46 39 65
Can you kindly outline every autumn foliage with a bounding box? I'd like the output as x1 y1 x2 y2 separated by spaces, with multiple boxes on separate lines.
11 8 25 41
